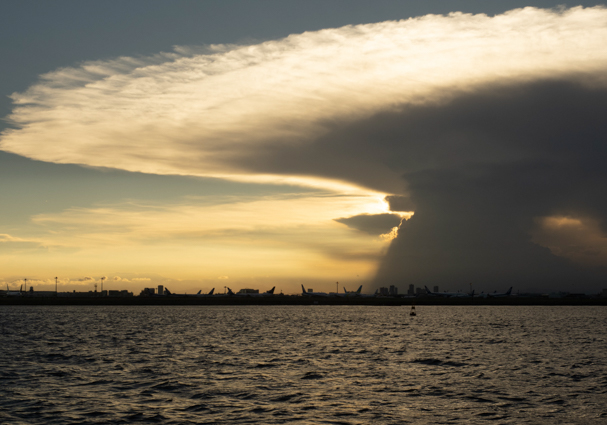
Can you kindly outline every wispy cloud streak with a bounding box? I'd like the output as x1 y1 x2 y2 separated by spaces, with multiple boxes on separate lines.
2 7 607 193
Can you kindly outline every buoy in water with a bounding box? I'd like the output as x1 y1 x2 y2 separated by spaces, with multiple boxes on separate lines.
410 305 416 316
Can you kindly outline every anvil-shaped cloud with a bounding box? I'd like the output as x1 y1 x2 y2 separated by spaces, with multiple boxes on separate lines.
3 7 606 190
3 7 607 291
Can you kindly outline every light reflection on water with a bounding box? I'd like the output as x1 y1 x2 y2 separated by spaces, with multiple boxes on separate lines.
1 305 606 424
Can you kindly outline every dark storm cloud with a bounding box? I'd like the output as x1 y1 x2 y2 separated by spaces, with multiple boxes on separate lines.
334 213 403 236
378 80 607 292
384 196 415 213
243 77 607 292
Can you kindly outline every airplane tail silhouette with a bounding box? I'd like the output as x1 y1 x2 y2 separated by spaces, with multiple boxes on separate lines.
227 287 235 296
208 288 215 295
196 290 202 295
165 288 171 296
343 285 363 294
267 286 275 294
506 287 513 295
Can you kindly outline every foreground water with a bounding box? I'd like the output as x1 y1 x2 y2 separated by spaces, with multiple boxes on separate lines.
1 306 606 424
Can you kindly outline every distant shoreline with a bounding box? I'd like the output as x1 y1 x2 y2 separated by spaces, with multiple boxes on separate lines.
1 296 606 306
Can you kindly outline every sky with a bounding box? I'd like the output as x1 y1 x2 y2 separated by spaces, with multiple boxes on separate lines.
1 1 607 295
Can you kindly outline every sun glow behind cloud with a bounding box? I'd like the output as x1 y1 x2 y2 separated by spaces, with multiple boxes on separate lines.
532 216 607 266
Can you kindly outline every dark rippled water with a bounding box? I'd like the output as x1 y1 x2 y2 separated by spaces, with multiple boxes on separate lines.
1 306 606 424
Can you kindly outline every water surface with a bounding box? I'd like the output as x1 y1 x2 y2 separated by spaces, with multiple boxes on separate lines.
1 306 606 424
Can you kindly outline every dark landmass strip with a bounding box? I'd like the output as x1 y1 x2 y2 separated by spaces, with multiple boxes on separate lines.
1 296 606 306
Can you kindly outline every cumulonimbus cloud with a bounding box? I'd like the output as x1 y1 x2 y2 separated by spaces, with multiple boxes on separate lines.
2 6 607 194
3 7 607 292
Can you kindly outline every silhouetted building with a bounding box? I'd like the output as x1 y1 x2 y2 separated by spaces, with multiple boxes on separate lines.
238 288 259 294
408 284 415 296
108 290 133 297
389 285 398 296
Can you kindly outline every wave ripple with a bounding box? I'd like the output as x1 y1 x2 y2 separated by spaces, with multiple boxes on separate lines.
1 305 606 423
